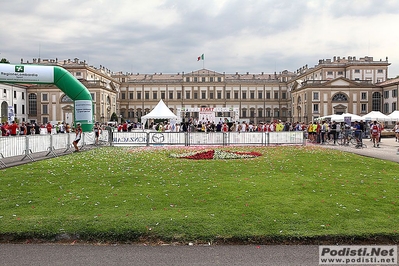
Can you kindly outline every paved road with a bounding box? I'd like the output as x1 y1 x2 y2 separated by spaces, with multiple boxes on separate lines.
316 136 399 163
0 244 321 266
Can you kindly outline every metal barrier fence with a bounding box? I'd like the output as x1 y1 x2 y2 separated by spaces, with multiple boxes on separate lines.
111 131 305 146
0 131 304 167
0 132 97 160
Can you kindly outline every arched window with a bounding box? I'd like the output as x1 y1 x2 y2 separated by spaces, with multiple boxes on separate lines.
297 96 302 104
332 93 348 101
372 92 382 111
1 101 8 121
274 108 279 118
257 108 263 118
249 108 255 118
242 108 247 118
137 108 142 117
28 93 37 115
128 108 134 118
266 108 271 117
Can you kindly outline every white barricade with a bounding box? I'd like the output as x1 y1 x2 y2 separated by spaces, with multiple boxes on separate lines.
148 132 186 146
112 131 305 147
0 131 305 159
268 131 305 145
112 131 148 146
0 135 26 157
188 132 225 146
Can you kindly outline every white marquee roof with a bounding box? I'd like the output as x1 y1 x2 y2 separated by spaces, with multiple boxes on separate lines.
141 100 177 128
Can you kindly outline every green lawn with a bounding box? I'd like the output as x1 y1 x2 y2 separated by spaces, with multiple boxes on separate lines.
1 146 398 244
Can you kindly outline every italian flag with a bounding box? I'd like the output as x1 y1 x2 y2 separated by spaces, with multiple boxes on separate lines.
197 54 204 61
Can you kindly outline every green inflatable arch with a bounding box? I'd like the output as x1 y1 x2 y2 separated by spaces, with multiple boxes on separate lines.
0 64 93 132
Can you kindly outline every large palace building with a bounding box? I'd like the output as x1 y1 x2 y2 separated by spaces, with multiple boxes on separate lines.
1 55 398 125
112 68 295 124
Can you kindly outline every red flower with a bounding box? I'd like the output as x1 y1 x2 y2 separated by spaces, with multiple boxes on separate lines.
185 150 215 160
170 149 262 160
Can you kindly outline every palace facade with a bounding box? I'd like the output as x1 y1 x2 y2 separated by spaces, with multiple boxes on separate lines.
112 69 295 124
288 56 392 122
0 55 398 125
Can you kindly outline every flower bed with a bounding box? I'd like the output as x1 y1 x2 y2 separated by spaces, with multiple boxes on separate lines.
170 149 262 160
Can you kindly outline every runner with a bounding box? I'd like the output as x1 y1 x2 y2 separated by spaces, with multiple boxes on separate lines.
370 121 381 148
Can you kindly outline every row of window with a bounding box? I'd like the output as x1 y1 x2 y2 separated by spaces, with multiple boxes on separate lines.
121 109 288 119
121 91 287 100
3 89 25 100
383 102 398 113
308 91 397 102
384 89 398 99
326 69 384 75
311 92 369 101
312 103 371 114
185 77 223 82
8 104 26 115
34 93 98 103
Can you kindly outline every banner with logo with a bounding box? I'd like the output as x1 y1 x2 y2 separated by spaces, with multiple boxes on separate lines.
0 64 53 83
8 106 14 123
199 108 215 123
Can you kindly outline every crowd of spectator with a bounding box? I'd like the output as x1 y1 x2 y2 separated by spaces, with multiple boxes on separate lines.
3 119 395 148
1 121 72 136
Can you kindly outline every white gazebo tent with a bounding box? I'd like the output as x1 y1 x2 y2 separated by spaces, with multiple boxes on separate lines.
341 113 364 122
388 110 399 122
141 99 178 129
362 111 392 122
318 113 362 123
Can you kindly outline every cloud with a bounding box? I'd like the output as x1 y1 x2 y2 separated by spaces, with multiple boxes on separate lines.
1 0 399 76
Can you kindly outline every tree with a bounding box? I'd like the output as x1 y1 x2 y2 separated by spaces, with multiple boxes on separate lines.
0 58 10 64
110 112 118 122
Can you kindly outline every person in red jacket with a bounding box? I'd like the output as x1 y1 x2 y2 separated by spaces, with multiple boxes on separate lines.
370 121 381 148
46 122 52 134
222 122 229 133
9 121 19 136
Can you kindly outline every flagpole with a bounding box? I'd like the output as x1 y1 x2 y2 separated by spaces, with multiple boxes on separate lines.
198 53 205 69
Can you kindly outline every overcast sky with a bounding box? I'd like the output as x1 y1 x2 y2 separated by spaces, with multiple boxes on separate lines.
1 0 399 77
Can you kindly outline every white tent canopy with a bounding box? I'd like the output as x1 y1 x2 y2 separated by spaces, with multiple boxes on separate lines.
388 110 399 122
362 111 392 122
141 99 178 128
318 113 363 123
324 114 344 122
341 113 364 122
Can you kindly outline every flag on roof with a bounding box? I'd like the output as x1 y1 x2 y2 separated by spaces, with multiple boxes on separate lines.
197 54 204 61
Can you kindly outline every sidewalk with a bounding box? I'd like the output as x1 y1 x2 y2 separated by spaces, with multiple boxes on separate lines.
313 137 399 163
